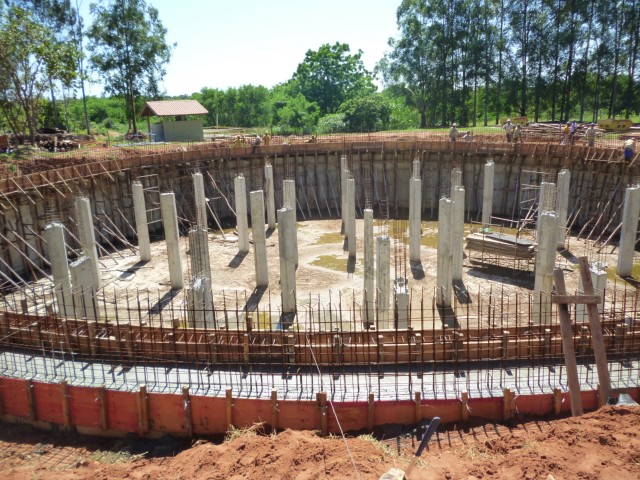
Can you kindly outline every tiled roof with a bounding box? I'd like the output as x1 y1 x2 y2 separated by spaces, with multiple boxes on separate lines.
140 100 208 117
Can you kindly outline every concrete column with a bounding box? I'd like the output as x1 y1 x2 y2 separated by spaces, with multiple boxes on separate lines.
482 160 495 226
617 185 640 277
536 182 556 240
395 279 410 329
576 262 607 323
44 222 72 314
363 209 374 326
341 155 348 233
189 227 211 280
409 177 422 262
193 172 208 230
452 186 465 282
264 163 276 229
436 197 453 308
74 196 100 288
534 211 558 324
235 175 249 253
347 178 356 257
160 192 184 289
376 235 391 328
251 190 269 287
451 168 462 189
187 275 214 328
132 181 151 262
556 170 571 249
69 255 98 320
283 179 298 266
278 207 296 314
412 158 421 178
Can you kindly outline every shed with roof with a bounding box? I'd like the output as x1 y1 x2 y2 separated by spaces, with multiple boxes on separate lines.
140 100 208 142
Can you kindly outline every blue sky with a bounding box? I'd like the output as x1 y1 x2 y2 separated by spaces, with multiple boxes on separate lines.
79 0 400 96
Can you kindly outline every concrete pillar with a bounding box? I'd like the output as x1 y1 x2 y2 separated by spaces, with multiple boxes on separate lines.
278 207 296 314
187 275 214 328
534 211 558 324
556 170 571 249
576 262 607 323
412 158 421 178
395 279 410 329
376 236 391 328
347 178 356 257
189 227 211 280
264 163 276 229
436 197 453 308
482 160 494 226
341 155 348 233
160 192 184 289
74 196 100 288
132 181 151 262
363 209 374 326
537 182 556 240
193 172 208 230
235 175 249 253
69 255 98 320
44 222 72 314
451 168 462 189
617 185 640 277
251 190 269 287
409 177 422 262
452 186 465 282
283 179 298 266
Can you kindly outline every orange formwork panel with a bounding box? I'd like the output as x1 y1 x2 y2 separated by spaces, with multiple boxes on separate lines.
374 400 415 426
69 386 103 429
105 390 138 433
278 400 317 430
1 378 31 419
467 397 504 422
33 382 64 425
148 393 187 435
190 395 226 435
233 398 272 430
420 399 464 424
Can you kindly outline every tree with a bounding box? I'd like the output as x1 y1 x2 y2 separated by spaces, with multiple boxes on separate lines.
293 42 375 115
339 94 392 132
87 0 173 133
0 6 79 142
270 84 319 134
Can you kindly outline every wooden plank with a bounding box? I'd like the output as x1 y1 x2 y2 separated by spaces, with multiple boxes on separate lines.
551 294 601 305
553 269 584 416
578 256 611 405
317 392 328 436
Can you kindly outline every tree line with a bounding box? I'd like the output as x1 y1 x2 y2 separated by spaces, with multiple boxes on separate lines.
1 0 638 144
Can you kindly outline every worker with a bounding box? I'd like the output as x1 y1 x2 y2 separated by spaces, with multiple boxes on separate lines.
307 134 317 143
503 119 514 142
462 130 473 141
232 135 244 147
624 139 635 161
561 123 570 145
449 123 458 142
569 120 578 144
512 124 523 143
262 131 271 146
585 123 596 147
252 134 261 153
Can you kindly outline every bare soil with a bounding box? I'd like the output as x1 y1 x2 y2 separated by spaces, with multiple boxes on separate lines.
1 406 639 479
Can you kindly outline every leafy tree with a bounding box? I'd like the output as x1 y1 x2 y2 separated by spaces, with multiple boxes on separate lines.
87 0 173 133
293 42 375 115
0 6 79 142
339 94 392 132
316 113 346 134
270 84 319 134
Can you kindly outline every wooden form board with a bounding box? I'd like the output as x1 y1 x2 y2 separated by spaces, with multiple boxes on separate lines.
1 376 636 437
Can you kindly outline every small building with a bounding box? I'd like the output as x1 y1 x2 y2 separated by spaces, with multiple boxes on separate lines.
140 100 208 142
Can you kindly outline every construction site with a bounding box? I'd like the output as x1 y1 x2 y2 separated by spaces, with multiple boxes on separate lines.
0 134 639 455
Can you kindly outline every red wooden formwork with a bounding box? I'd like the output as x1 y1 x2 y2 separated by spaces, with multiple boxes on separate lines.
1 378 30 418
467 397 503 421
69 386 102 428
278 400 317 430
373 400 414 426
233 398 272 429
33 382 63 424
515 394 555 416
148 393 187 435
327 401 368 432
105 390 138 433
421 399 463 423
190 395 226 435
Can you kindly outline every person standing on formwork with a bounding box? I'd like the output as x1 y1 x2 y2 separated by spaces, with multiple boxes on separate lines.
503 119 514 142
585 123 597 147
512 124 523 143
449 123 458 142
569 120 578 144
624 139 635 161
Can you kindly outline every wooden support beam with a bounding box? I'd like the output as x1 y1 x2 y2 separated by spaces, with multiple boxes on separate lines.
225 388 233 431
60 380 71 430
552 294 601 305
98 385 108 430
367 393 375 431
414 391 421 423
182 386 192 437
317 391 328 436
137 385 149 437
553 388 563 416
503 388 514 420
553 269 584 416
270 389 278 432
27 378 36 421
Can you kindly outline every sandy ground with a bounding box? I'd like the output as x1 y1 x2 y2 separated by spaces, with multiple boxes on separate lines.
1 405 639 479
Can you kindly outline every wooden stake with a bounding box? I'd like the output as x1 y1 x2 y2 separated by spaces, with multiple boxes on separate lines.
367 392 375 431
414 391 421 423
270 389 278 432
553 388 563 416
225 388 233 431
317 392 328 436
60 380 71 430
26 379 36 421
182 386 192 437
553 269 584 416
97 385 108 430
137 385 149 437
461 391 469 422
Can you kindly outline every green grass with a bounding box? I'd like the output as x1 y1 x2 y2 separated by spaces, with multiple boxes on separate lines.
311 254 362 273
606 262 640 282
315 232 344 245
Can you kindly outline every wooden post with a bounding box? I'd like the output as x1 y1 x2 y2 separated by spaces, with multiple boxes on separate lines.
26 379 36 421
367 392 375 431
60 380 71 430
553 388 563 416
317 392 328 436
86 319 97 355
270 389 278 432
461 391 469 422
182 386 192 437
61 319 72 352
137 385 149 437
225 388 233 431
577 257 611 405
503 388 513 420
553 269 584 416
414 392 421 423
502 330 509 358
97 385 108 430
243 333 250 363
0 378 4 416
0 313 9 339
